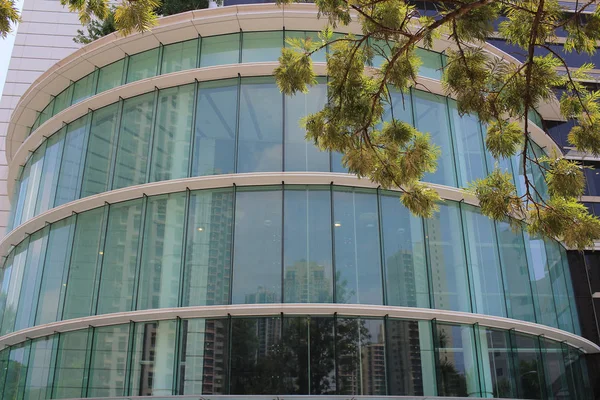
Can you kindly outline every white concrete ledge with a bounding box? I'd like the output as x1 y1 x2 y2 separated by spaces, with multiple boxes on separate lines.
0 303 596 353
5 3 564 162
0 172 477 259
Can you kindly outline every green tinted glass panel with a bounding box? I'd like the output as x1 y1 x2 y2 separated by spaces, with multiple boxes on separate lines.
97 59 124 93
0 241 28 335
150 84 194 182
53 329 89 399
72 71 96 104
0 253 14 329
81 103 120 197
126 48 159 83
232 188 282 304
435 323 480 396
380 193 428 308
20 144 45 224
52 85 73 116
480 328 516 398
284 81 329 171
545 239 573 333
54 116 89 206
192 79 237 176
87 324 130 397
97 199 143 314
283 186 333 303
449 102 487 186
333 187 383 305
35 218 73 325
34 129 64 215
238 77 282 173
62 208 105 320
113 92 155 189
416 48 442 80
200 34 239 67
138 193 185 310
3 343 29 400
242 31 283 62
525 233 558 328
161 39 198 74
513 333 545 399
24 336 56 400
183 188 234 306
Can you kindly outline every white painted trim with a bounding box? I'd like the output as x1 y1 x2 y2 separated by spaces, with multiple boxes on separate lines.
0 303 596 353
0 172 476 258
5 64 561 199
5 3 564 162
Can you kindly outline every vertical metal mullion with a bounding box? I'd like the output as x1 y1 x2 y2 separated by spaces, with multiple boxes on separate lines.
543 241 561 329
91 205 111 316
187 81 199 178
228 185 237 305
107 99 124 191
282 27 286 173
82 326 95 398
471 322 485 397
233 75 241 173
157 43 164 76
75 112 94 199
131 195 149 311
226 315 233 394
124 321 136 396
28 225 51 328
178 189 191 308
57 213 79 321
196 35 202 68
66 81 75 107
20 339 34 400
145 89 160 184
238 30 243 64
478 121 491 176
121 55 130 85
457 202 476 314
431 318 441 395
52 126 69 209
376 187 387 305
444 96 460 188
48 332 62 399
172 317 182 395
383 315 391 395
422 215 434 309
508 329 521 399
92 67 100 96
536 335 549 400
280 185 285 303
492 220 511 319
29 141 47 216
522 230 539 324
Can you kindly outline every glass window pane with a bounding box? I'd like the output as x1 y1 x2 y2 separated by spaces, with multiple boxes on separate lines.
37 99 54 127
97 199 143 315
14 228 48 331
113 92 155 189
53 329 89 399
161 38 198 74
72 71 96 105
426 202 470 312
10 165 30 230
450 102 487 186
62 208 105 320
242 31 283 62
126 48 160 83
150 84 194 182
53 86 73 116
97 59 124 93
380 193 428 308
24 336 56 400
525 233 558 328
131 320 176 396
513 333 545 399
238 77 283 173
434 323 480 397
138 193 186 310
1 241 28 335
178 318 229 394
561 245 581 335
284 80 329 171
21 143 45 223
34 129 64 215
232 188 282 304
285 31 326 63
496 220 536 323
382 88 413 124
0 253 14 329
35 218 73 325
462 204 506 317
480 328 516 398
387 319 436 396
81 103 120 197
545 239 574 333
55 116 89 206
337 318 386 395
416 48 442 80
283 186 333 303
230 316 284 394
200 34 240 67
88 324 130 397
3 343 29 400
192 79 237 176
413 91 456 186
542 338 570 399
333 188 383 305
183 188 234 306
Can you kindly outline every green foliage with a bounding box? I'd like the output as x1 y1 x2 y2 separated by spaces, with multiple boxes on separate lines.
114 0 160 35
545 157 585 198
485 120 524 159
0 0 19 38
471 168 522 221
275 41 318 95
74 9 116 44
400 183 440 218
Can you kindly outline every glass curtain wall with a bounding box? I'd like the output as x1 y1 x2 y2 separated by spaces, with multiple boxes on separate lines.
0 318 591 399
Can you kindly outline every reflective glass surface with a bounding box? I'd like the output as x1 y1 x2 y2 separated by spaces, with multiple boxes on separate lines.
0 317 590 399
0 186 578 337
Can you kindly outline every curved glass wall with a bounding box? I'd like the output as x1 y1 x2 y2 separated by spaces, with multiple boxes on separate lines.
0 316 592 399
0 186 578 337
8 79 549 231
28 30 446 134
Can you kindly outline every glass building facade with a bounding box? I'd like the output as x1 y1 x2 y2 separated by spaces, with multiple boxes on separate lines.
0 4 596 400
